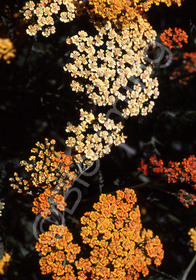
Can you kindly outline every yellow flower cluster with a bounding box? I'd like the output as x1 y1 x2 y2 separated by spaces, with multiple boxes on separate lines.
88 0 141 26
0 252 11 275
35 224 80 279
188 228 196 251
23 0 77 37
64 17 159 119
79 188 164 279
9 138 76 194
35 188 164 280
88 0 184 27
66 109 126 165
0 38 16 64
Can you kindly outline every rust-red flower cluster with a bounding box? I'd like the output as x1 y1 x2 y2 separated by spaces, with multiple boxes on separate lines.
170 52 196 85
160 27 188 49
138 155 196 208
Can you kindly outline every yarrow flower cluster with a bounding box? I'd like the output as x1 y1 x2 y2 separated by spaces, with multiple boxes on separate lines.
9 139 76 217
0 38 16 64
22 0 184 36
87 0 184 27
32 189 67 218
23 0 77 36
35 188 164 280
9 138 76 194
65 17 159 119
9 1 190 278
138 155 196 207
183 52 196 73
170 52 196 85
79 188 164 279
35 224 81 279
188 227 196 251
0 252 11 275
66 109 126 165
139 155 196 186
160 27 188 49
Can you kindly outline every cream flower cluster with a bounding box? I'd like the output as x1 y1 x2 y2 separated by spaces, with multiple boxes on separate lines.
23 0 76 37
66 109 126 165
64 17 159 118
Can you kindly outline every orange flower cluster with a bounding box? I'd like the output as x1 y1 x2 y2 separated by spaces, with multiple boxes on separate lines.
35 224 81 279
87 0 142 27
32 190 67 218
188 227 196 251
0 252 11 275
87 0 184 27
35 188 164 280
160 27 188 49
9 138 76 194
78 188 164 279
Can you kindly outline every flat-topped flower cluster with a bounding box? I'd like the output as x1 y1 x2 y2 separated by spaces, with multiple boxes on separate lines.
35 188 164 280
87 0 184 27
66 109 126 165
65 17 158 116
23 0 76 36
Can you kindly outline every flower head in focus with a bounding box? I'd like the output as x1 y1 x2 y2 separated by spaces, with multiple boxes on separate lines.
9 139 76 217
86 0 184 27
160 27 188 49
9 138 76 194
78 188 164 279
64 17 159 119
35 224 80 279
23 0 77 36
35 188 164 280
66 109 126 165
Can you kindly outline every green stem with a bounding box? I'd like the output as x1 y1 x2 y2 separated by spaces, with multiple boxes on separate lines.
181 253 196 280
